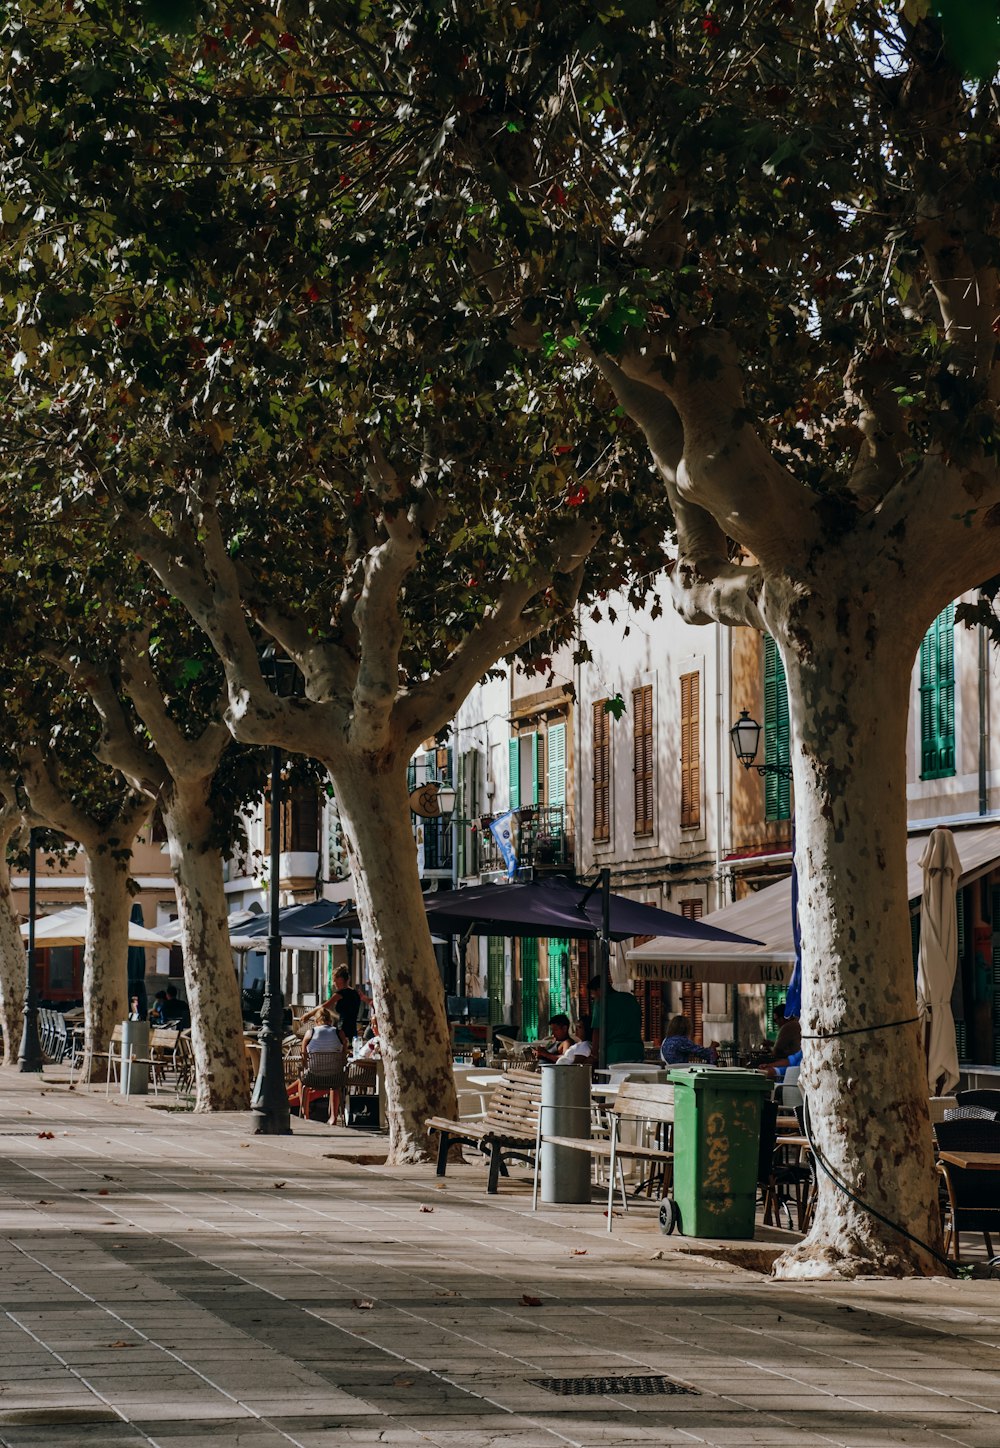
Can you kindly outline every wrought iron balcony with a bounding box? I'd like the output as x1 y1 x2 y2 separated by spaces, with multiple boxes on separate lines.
475 805 572 878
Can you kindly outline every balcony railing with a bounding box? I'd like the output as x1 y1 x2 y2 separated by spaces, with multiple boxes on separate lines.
475 805 572 878
420 818 454 874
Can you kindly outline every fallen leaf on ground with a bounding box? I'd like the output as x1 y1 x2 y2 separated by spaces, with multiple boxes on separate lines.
240 1143 250 1149
571 1249 588 1256
435 1182 446 1190
393 1377 415 1388
435 1290 459 1297
37 1200 50 1206
98 1189 110 1197
109 1341 133 1349
419 1205 434 1213
602 1210 622 1218
353 1298 375 1310
650 1250 664 1260
520 1294 543 1307
102 1174 120 1181
36 1131 54 1140
272 1181 286 1189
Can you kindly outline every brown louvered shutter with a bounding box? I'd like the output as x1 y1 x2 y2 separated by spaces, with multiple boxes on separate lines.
680 898 704 1043
680 671 700 829
592 700 610 842
632 684 654 835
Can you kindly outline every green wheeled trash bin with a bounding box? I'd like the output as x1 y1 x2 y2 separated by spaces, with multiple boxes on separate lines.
667 1067 772 1239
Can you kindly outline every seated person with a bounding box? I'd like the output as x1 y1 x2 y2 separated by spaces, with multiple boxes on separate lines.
160 985 190 1029
356 1017 382 1058
298 1006 348 1123
760 1047 803 1082
771 1009 801 1061
660 1014 719 1066
148 991 168 1026
533 1013 573 1062
557 1036 593 1066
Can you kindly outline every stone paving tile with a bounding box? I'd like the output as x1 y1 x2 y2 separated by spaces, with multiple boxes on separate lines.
4 1080 1000 1448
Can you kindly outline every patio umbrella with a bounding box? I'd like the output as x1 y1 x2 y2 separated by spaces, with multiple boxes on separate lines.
20 907 167 950
317 877 761 947
916 827 963 1097
229 899 350 945
127 902 148 1016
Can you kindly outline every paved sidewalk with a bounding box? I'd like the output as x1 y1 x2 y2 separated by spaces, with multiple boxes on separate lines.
0 1074 999 1448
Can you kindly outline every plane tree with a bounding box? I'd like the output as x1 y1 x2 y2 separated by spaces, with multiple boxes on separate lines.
0 2 663 1156
349 0 1000 1273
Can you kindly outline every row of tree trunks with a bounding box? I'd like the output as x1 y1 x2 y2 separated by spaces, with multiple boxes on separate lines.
0 813 25 1065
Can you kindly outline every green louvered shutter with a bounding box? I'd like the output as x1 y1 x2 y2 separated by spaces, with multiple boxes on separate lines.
508 738 520 810
765 984 787 1037
530 732 540 804
547 722 566 809
521 939 539 1039
547 938 570 1014
487 936 506 1026
920 605 956 779
764 635 791 821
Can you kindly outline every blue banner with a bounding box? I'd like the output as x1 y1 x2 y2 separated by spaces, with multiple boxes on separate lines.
489 812 519 879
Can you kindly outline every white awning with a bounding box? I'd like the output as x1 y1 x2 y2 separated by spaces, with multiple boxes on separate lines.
626 820 1000 983
21 907 167 951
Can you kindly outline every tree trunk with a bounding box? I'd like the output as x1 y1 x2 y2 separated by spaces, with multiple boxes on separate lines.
163 786 250 1111
83 848 133 1081
771 588 943 1277
0 822 25 1065
332 757 458 1162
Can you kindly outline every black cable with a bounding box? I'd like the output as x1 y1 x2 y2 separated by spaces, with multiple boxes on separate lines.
800 1015 920 1041
800 1096 958 1276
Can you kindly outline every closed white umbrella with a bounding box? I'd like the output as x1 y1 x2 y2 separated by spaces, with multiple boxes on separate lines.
915 827 963 1097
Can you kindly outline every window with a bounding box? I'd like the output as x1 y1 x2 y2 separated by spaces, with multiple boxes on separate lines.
680 899 704 1042
487 936 506 1026
680 671 701 829
632 684 654 835
920 604 956 779
520 938 539 1039
547 937 571 1015
547 721 566 809
265 786 320 853
592 700 610 842
764 635 791 821
456 748 480 878
765 983 787 1037
508 733 540 810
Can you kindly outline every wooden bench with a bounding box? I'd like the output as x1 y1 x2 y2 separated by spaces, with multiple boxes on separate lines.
426 1069 543 1193
532 1080 676 1233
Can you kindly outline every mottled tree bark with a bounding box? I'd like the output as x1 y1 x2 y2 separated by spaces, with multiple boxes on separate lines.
0 813 25 1065
83 848 133 1081
332 758 458 1161
163 785 249 1111
769 585 941 1277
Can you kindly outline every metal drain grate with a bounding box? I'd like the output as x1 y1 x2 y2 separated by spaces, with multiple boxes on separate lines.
530 1375 697 1397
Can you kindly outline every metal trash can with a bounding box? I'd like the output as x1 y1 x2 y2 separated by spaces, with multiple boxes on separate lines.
121 1020 149 1096
668 1067 771 1238
540 1064 591 1203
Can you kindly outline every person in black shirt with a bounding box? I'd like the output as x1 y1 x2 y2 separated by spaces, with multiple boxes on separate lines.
321 967 361 1041
161 985 191 1030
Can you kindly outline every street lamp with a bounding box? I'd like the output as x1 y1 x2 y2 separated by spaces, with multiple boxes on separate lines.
729 709 794 781
251 645 303 1136
18 824 43 1074
436 781 457 817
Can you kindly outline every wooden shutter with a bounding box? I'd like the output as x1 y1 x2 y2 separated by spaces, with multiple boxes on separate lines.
508 737 520 810
920 604 956 779
764 635 791 821
547 722 566 809
288 787 319 852
592 700 610 842
680 899 704 1042
680 671 701 829
632 684 654 835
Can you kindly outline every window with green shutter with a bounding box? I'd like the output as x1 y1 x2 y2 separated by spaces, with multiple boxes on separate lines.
920 604 955 780
764 635 791 821
487 936 506 1026
508 738 520 810
520 938 539 1039
547 721 566 809
547 937 570 1015
509 733 541 810
765 983 787 1037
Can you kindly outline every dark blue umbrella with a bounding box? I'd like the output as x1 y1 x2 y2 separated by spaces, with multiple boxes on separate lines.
229 899 352 940
127 902 148 1016
303 877 761 947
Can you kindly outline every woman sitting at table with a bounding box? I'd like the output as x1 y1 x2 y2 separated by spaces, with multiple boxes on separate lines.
298 1007 348 1125
660 1014 719 1066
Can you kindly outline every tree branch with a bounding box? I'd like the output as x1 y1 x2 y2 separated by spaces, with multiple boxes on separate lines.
118 632 230 784
50 650 169 799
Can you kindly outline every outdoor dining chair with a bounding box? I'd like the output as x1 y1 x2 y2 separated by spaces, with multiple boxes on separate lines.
935 1118 1000 1263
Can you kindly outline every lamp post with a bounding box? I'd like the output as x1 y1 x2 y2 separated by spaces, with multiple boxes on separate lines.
729 709 794 781
251 646 302 1136
18 825 43 1074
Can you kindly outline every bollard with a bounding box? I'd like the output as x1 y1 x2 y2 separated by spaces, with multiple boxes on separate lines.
540 1064 591 1203
121 1020 149 1096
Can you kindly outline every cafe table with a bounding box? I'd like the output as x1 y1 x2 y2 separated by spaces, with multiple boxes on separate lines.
938 1150 1000 1171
